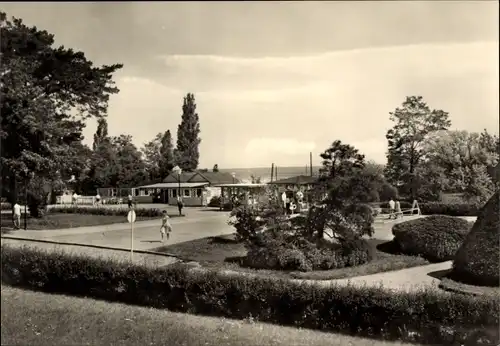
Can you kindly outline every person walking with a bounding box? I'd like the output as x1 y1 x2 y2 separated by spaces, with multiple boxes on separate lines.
388 198 395 219
160 210 172 242
127 193 133 209
13 202 21 230
177 196 184 216
395 200 402 219
95 192 101 206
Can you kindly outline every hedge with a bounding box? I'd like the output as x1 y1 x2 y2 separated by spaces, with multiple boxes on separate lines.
1 244 498 345
420 203 479 217
1 202 11 211
49 206 165 218
392 215 472 262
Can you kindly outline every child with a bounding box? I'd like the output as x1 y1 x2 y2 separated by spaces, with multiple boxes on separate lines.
160 210 172 242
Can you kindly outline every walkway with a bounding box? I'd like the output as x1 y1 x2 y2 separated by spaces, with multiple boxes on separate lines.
3 209 234 251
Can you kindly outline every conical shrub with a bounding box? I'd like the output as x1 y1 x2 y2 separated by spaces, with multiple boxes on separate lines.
451 191 499 287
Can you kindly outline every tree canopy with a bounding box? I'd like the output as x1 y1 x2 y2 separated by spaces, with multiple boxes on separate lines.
385 96 450 199
0 12 122 203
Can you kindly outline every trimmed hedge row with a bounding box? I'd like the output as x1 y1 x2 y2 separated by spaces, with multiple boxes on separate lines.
48 206 166 217
1 244 498 345
420 203 480 217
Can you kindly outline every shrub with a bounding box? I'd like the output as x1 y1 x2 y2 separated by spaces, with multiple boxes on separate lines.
392 215 471 262
451 191 500 287
49 206 164 218
244 232 373 271
208 196 232 210
1 202 11 210
420 203 479 216
2 244 499 345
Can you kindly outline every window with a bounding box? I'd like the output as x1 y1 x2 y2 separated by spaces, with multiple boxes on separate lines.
184 189 191 197
196 189 203 198
172 189 177 198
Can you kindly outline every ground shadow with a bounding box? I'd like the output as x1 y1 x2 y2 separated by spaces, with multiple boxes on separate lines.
140 240 163 244
427 268 452 280
375 240 403 255
210 233 238 244
199 208 230 212
224 255 247 265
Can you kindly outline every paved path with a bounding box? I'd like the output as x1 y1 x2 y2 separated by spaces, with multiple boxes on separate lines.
4 209 234 251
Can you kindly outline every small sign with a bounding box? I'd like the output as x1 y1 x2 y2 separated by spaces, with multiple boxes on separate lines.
127 210 136 223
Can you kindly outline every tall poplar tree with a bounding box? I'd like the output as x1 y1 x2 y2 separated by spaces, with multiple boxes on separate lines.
174 93 201 171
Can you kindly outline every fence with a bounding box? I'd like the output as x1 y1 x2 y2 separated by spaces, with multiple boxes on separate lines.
56 195 96 205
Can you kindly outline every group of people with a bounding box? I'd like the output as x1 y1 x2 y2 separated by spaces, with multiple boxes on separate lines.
388 198 403 219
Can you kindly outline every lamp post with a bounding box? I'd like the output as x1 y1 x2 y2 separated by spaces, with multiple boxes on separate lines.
172 166 182 201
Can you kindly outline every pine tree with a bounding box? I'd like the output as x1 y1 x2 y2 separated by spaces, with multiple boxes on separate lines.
159 130 175 178
175 93 201 171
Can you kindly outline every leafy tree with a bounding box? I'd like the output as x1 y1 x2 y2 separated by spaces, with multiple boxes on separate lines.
141 133 163 182
212 164 219 172
412 161 449 202
174 93 201 171
109 135 147 187
159 130 175 178
142 130 175 182
0 12 122 207
424 130 498 203
385 96 451 199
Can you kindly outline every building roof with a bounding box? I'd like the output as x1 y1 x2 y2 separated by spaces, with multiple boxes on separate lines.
162 170 242 185
193 171 242 184
163 172 197 183
268 175 317 185
213 183 268 188
137 182 209 189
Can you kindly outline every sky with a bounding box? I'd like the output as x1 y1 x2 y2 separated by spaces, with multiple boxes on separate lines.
2 1 499 169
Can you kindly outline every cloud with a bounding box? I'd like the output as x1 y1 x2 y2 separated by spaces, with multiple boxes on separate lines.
82 41 499 168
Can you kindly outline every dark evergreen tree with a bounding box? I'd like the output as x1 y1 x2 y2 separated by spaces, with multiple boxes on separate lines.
159 130 175 178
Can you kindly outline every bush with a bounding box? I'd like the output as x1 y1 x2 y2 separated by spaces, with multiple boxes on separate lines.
420 202 479 216
208 196 232 210
1 202 11 210
49 206 164 218
451 191 500 287
244 232 374 271
2 244 499 345
392 215 471 262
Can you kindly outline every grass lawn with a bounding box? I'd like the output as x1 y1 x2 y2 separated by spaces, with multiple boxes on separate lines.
1 286 413 346
153 235 429 281
0 213 158 231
